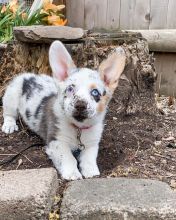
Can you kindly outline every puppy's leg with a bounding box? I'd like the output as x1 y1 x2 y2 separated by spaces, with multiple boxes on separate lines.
46 140 82 180
2 79 21 134
79 144 100 178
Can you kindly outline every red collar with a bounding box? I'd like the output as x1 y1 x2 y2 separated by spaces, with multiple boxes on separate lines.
71 123 92 130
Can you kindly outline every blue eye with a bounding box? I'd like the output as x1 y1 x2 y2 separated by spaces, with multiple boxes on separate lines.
91 89 99 97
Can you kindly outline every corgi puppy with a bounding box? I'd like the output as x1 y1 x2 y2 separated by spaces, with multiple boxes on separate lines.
2 41 126 180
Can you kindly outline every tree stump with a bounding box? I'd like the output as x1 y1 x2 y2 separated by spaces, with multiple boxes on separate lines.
0 31 157 116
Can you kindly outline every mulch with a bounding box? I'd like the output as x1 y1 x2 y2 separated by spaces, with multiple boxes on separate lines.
0 96 176 189
1 94 176 217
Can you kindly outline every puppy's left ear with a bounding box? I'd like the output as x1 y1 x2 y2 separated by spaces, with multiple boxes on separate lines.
99 47 126 92
49 40 76 81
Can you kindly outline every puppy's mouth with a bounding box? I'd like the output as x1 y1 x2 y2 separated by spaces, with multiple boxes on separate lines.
72 110 88 122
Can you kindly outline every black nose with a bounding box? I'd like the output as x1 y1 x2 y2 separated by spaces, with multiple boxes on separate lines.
74 100 87 111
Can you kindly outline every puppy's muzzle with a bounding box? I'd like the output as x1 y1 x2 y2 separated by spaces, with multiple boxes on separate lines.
73 100 88 122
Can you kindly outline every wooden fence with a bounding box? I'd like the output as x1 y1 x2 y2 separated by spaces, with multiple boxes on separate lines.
65 0 176 30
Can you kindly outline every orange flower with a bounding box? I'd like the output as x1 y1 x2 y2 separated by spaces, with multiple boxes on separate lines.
56 5 65 11
43 2 65 12
1 5 7 13
43 0 53 6
9 0 19 13
53 18 67 26
21 12 27 20
40 9 49 15
47 15 59 24
47 15 67 26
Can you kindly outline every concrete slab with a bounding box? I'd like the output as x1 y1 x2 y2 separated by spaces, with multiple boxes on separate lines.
0 168 58 220
61 178 176 220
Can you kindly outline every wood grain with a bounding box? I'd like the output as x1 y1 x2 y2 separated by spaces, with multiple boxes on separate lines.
155 53 176 96
149 0 169 29
64 0 176 30
167 0 176 28
66 0 85 28
84 0 107 29
106 0 120 30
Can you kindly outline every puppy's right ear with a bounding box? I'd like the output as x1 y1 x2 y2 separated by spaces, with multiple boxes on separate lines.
49 41 76 81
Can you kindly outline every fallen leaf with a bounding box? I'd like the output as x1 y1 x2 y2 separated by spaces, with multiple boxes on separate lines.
168 96 175 106
54 195 61 205
16 158 23 170
49 211 59 220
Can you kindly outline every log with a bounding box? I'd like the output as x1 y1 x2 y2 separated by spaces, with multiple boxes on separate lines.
126 29 176 52
0 31 157 116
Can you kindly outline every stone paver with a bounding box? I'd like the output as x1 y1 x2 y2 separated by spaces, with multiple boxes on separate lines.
0 168 58 220
61 178 176 220
13 26 85 43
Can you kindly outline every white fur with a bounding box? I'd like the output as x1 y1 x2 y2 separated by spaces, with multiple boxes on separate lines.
2 41 126 180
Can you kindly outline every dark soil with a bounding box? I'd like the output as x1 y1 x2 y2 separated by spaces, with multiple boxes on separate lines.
0 94 176 218
0 96 176 188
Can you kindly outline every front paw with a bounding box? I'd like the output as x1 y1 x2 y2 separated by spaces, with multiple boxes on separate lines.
2 121 18 134
61 167 82 180
80 162 100 178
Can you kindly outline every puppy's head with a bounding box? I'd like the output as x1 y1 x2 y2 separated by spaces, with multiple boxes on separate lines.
49 41 126 125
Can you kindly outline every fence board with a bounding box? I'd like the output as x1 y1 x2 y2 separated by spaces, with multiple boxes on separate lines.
149 0 169 29
66 0 84 28
120 0 150 29
167 0 176 28
65 0 176 30
106 0 120 30
155 53 176 96
120 0 134 29
84 0 107 29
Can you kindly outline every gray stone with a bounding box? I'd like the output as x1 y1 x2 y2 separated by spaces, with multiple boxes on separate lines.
13 26 85 43
0 168 58 220
61 178 176 220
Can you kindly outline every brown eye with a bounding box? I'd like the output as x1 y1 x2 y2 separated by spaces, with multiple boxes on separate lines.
66 85 75 94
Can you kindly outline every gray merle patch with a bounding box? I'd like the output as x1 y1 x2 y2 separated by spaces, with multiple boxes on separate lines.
37 95 59 144
22 77 43 100
35 93 56 119
25 109 31 120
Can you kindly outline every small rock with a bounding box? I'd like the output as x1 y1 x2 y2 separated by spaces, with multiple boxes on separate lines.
7 145 13 150
150 156 155 160
170 180 176 188
170 166 175 171
161 159 167 164
154 141 162 146
167 143 176 148
162 136 175 141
